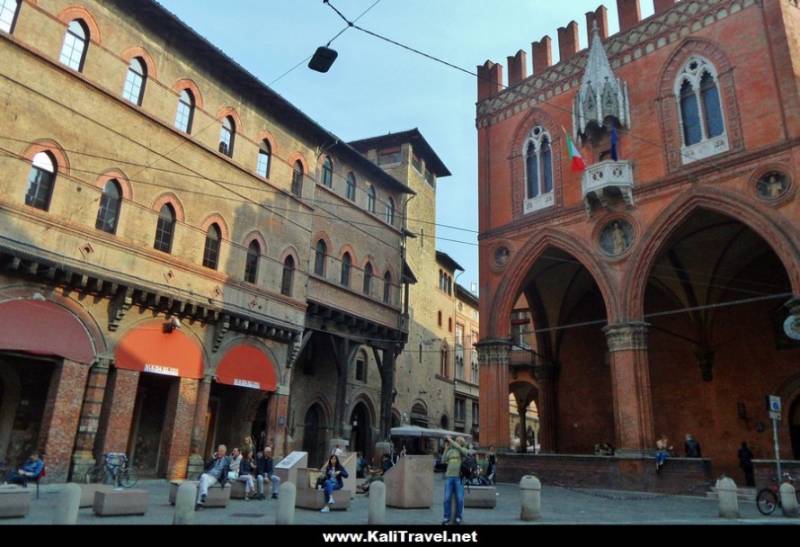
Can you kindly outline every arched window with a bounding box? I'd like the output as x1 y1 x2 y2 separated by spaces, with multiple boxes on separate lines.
256 140 271 178
355 350 367 382
281 255 294 296
385 197 395 226
438 310 442 327
219 117 235 157
154 203 176 253
340 252 352 287
675 56 727 158
203 224 222 269
448 317 453 333
321 156 333 187
363 263 373 296
60 20 88 72
367 185 376 213
291 161 304 197
25 152 56 211
122 58 147 106
175 89 195 133
95 180 122 234
346 173 356 201
244 240 260 284
680 80 701 146
0 0 21 34
314 240 327 276
383 272 392 304
524 126 553 202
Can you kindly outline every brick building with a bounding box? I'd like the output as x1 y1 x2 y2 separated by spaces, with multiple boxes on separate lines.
454 284 480 441
477 0 800 488
0 0 410 481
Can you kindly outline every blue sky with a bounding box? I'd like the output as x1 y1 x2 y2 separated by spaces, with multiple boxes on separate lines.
158 0 658 292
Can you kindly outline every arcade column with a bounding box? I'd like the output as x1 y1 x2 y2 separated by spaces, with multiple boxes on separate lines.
603 322 655 455
70 356 112 480
188 376 213 477
532 362 558 453
477 339 511 450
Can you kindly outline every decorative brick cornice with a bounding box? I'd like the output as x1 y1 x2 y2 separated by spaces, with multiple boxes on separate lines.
476 0 760 127
603 322 649 352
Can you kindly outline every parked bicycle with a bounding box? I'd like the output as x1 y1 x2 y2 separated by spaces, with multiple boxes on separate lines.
84 452 138 488
756 472 799 516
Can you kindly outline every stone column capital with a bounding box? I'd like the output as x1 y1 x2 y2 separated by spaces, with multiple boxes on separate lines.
476 339 512 367
603 321 649 352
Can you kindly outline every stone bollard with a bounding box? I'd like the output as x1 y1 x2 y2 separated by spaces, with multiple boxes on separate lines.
173 481 197 525
276 482 296 525
368 481 386 524
52 483 81 525
780 482 799 517
519 475 541 521
716 476 739 519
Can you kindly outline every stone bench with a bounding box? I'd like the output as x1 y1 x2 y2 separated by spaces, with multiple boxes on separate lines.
93 489 148 516
295 487 352 511
0 485 31 518
169 480 198 505
203 483 231 508
79 484 114 508
464 486 497 508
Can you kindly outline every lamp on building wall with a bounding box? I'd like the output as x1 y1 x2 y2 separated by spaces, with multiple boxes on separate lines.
163 316 182 334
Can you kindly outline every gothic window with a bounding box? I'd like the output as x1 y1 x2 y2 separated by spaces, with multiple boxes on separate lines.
244 240 260 284
95 180 122 234
363 262 373 296
219 117 235 157
60 20 88 72
385 197 395 226
340 252 352 287
202 223 222 270
0 0 21 34
291 161 304 197
175 90 195 134
523 126 554 210
25 152 56 211
346 172 356 201
122 58 147 106
154 204 176 253
281 255 294 296
314 240 327 276
674 56 728 162
256 140 271 178
367 185 376 213
383 272 392 304
321 156 333 187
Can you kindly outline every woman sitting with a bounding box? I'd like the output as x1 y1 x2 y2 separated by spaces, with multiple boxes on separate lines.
317 454 349 513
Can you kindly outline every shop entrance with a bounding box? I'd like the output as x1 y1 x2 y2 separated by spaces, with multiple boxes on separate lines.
0 355 53 469
127 373 174 478
206 382 266 455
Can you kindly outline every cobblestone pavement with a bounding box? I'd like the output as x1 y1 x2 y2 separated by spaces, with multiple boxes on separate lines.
2 477 799 525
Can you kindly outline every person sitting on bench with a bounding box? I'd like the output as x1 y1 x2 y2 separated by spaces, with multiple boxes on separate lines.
4 452 44 487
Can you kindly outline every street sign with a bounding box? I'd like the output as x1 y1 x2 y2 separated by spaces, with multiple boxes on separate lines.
769 411 782 421
768 395 782 413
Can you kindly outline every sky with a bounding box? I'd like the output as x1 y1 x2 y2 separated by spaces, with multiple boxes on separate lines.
157 0 658 293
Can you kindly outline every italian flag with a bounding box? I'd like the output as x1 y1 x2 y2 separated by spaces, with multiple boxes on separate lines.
566 134 586 173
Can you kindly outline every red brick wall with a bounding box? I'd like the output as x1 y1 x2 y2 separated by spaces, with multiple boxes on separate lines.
163 377 198 480
39 359 90 482
496 453 712 494
98 368 140 454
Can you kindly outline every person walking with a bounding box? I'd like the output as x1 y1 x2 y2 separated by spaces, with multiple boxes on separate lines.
738 441 755 487
441 435 468 525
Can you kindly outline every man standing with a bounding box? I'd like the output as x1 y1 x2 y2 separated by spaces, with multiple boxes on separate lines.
442 436 468 525
255 446 281 499
684 434 702 458
196 444 231 508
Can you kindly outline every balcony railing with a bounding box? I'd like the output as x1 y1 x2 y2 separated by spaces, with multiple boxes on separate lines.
581 160 635 214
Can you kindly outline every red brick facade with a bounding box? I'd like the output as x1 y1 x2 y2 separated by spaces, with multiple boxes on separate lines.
478 0 800 483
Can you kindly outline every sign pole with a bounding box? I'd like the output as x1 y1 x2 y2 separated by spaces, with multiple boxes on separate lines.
772 417 782 482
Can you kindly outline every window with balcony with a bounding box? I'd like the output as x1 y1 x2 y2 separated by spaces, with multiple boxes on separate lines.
524 126 554 214
675 56 728 164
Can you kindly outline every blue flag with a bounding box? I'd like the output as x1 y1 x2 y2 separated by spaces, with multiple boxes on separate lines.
610 125 619 161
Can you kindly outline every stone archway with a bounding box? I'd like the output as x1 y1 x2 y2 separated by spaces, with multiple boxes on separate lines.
349 401 373 460
302 402 328 468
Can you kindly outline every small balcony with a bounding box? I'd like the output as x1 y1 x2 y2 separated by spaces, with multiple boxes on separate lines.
581 160 635 215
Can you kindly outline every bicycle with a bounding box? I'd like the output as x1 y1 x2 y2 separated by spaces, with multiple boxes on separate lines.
756 473 799 516
84 452 138 488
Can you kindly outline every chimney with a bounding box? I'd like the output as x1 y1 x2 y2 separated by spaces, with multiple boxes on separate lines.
477 60 504 101
653 0 676 14
531 36 552 74
557 21 580 63
585 6 609 42
507 50 528 87
616 0 641 32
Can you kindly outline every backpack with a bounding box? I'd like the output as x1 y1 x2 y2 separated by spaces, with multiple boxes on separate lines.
460 454 478 481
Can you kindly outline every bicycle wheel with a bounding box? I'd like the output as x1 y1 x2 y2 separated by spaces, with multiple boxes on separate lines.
119 467 138 488
756 489 778 516
84 465 105 484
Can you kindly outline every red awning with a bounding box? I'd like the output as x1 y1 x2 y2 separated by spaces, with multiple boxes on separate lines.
115 322 203 379
216 344 277 392
0 300 95 364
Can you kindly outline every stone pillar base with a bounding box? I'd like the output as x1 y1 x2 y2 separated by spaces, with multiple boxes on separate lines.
187 454 205 478
70 450 96 482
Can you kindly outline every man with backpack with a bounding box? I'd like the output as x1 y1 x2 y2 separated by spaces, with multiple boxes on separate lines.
442 436 468 525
